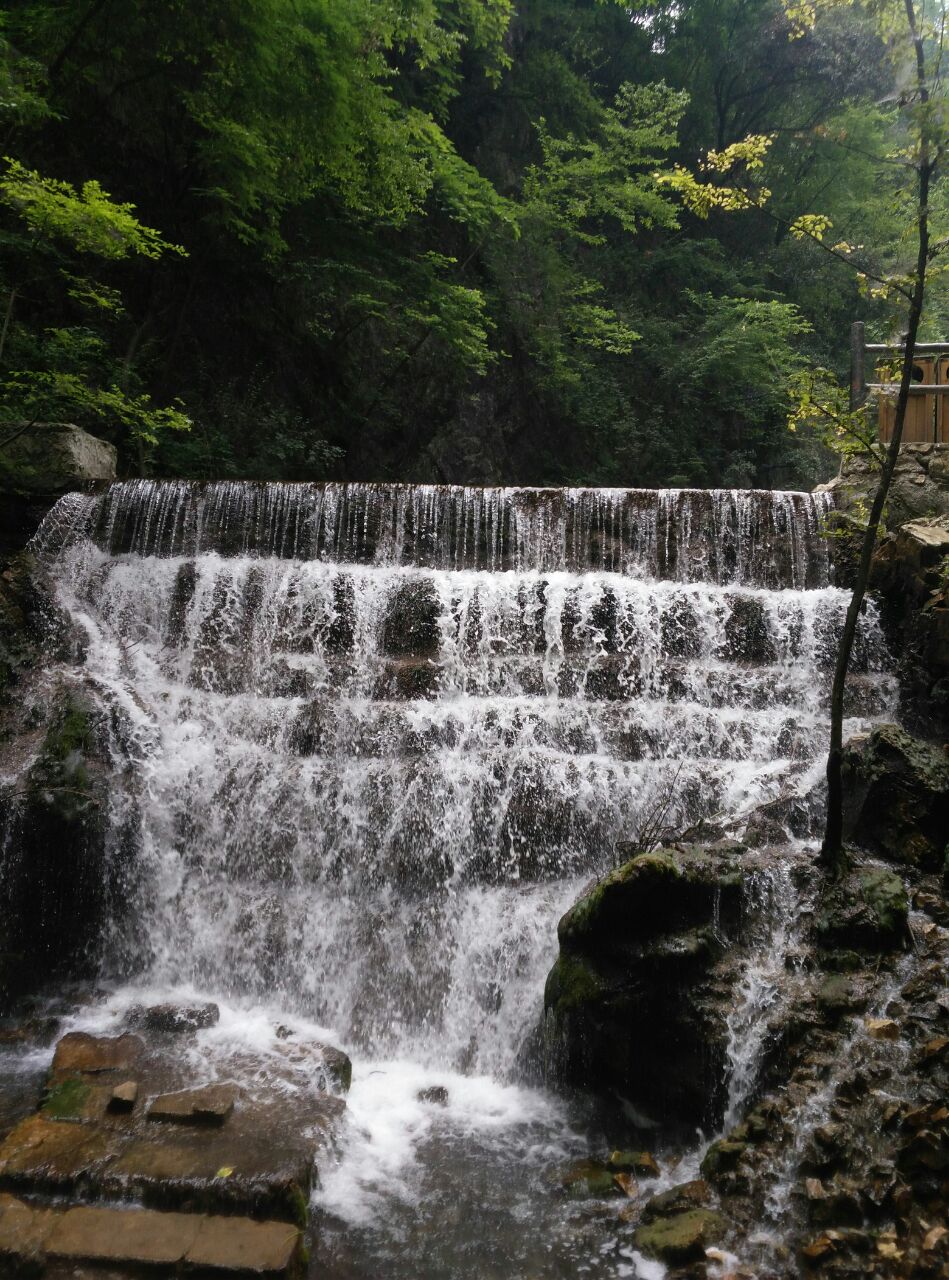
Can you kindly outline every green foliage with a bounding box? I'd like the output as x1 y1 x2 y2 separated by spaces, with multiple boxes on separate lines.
0 160 183 261
0 0 918 485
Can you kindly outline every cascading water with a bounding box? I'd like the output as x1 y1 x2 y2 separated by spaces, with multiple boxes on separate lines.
25 481 896 1278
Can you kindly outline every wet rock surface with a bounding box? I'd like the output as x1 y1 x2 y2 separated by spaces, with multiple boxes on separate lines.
841 724 949 870
0 1017 348 1277
544 841 780 1134
545 787 948 1280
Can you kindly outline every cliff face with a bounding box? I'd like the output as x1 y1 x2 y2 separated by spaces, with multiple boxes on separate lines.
815 443 949 529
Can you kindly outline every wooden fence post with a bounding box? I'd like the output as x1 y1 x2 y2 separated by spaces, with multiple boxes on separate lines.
850 321 867 411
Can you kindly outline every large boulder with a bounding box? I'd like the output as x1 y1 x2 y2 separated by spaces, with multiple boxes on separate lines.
841 724 949 871
543 843 756 1135
0 423 116 553
0 423 116 498
814 865 909 952
816 443 949 527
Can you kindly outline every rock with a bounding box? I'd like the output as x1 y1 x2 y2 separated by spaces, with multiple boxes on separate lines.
0 1114 116 1189
108 1081 139 1113
127 1002 220 1033
607 1150 660 1177
186 1213 304 1274
815 865 909 951
0 423 117 498
0 1194 303 1276
544 843 754 1133
147 1085 238 1126
273 1039 352 1093
0 1191 56 1260
0 684 120 1007
866 1017 900 1041
700 1139 747 1182
632 1208 727 1263
818 444 949 528
842 725 949 870
46 1204 199 1266
417 1086 449 1106
640 1180 710 1221
559 1159 625 1199
51 1032 144 1079
381 579 441 657
816 975 866 1020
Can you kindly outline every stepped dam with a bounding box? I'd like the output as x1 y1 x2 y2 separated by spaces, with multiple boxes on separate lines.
0 482 906 1277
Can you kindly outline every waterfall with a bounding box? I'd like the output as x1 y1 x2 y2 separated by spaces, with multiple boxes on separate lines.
28 482 893 1068
22 481 897 1275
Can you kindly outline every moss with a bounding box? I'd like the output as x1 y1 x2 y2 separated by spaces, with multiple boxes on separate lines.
700 1139 747 1181
544 953 603 1013
858 867 908 937
633 1209 727 1262
558 848 682 943
42 1076 91 1120
560 1160 624 1200
285 1181 309 1229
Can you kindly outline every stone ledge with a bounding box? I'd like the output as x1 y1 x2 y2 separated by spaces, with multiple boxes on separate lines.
0 1193 303 1275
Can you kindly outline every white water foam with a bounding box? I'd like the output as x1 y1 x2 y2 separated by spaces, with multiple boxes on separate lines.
19 482 897 1276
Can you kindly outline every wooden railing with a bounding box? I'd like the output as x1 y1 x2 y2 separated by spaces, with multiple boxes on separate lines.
850 320 949 443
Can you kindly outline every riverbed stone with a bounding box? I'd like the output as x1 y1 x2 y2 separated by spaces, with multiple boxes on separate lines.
187 1213 304 1273
640 1179 711 1221
0 1193 304 1275
147 1084 237 1126
46 1204 200 1265
632 1207 727 1262
51 1032 144 1079
127 1002 220 1033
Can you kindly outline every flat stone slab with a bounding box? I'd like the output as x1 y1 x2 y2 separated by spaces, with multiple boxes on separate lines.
0 1114 115 1189
0 1194 302 1275
47 1204 200 1265
0 1191 56 1259
148 1084 237 1126
51 1033 144 1079
188 1214 303 1273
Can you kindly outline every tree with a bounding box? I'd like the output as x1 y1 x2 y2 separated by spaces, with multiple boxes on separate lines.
815 0 942 873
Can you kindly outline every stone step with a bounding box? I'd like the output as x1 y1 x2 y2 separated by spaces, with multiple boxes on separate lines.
0 1032 346 1224
0 1193 303 1276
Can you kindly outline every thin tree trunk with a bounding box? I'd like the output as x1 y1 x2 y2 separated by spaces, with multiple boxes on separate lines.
0 286 17 366
821 0 932 873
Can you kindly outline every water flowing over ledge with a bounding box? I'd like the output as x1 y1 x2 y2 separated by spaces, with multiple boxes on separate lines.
14 479 901 1279
37 480 835 588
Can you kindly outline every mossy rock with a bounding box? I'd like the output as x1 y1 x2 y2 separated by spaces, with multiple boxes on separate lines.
543 952 604 1014
842 725 949 871
700 1139 747 1181
633 1208 727 1262
42 1076 92 1120
557 843 745 955
816 975 866 1019
560 1160 624 1200
815 866 908 952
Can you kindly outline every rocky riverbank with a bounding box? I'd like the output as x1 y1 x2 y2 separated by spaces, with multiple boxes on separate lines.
542 722 948 1279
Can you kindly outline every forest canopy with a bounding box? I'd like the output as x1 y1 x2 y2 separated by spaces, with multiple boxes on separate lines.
0 0 929 486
